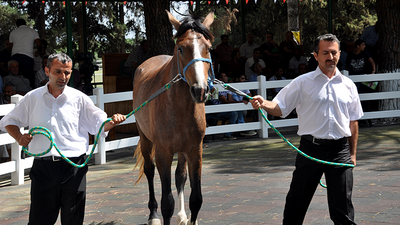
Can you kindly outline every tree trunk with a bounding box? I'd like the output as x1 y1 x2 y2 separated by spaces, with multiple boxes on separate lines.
376 0 400 122
287 0 299 31
143 0 174 57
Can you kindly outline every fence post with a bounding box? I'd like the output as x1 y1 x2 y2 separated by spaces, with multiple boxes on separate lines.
93 88 106 165
10 95 25 185
257 75 269 138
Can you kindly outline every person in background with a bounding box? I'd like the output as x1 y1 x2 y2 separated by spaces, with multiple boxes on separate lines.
3 60 32 95
33 39 50 74
244 48 266 79
360 20 379 63
226 49 244 80
250 34 363 225
280 31 298 68
0 53 126 225
0 39 12 77
215 34 234 66
288 46 309 78
9 18 41 88
260 32 279 63
34 55 49 88
228 74 257 136
240 33 258 61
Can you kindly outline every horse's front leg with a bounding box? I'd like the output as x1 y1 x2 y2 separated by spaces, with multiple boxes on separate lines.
175 153 188 224
187 149 203 225
155 151 174 225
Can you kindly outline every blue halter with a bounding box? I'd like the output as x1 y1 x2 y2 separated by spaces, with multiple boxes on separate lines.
177 51 215 89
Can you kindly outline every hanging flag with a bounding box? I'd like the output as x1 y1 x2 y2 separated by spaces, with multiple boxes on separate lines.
208 1 211 4
190 1 193 6
246 0 249 4
22 0 26 5
226 0 229 4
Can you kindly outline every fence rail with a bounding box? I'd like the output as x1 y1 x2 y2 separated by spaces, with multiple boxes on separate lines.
1 71 399 185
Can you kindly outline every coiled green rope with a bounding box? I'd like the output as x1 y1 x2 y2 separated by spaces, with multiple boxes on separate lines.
22 81 176 168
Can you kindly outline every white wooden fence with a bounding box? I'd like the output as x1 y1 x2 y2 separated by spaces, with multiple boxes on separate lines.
1 71 399 185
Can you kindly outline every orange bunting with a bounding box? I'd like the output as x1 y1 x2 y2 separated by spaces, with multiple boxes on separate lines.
246 0 249 4
190 1 193 6
123 1 127 4
208 1 211 4
22 0 25 4
226 0 229 4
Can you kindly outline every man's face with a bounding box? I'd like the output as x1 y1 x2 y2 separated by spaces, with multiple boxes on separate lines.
9 62 19 75
222 36 229 45
3 86 15 102
313 40 340 74
357 42 366 51
45 59 72 90
247 34 254 44
255 63 262 74
253 50 261 60
221 73 229 83
266 34 273 42
298 64 307 74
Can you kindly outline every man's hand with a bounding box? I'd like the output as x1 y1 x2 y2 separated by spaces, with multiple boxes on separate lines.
18 134 33 147
104 113 126 132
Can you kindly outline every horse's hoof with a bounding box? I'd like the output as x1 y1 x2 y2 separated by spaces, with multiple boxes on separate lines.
178 217 197 225
148 218 161 225
176 212 188 225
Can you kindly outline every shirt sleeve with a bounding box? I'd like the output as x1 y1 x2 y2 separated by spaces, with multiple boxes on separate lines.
80 95 109 137
273 79 302 118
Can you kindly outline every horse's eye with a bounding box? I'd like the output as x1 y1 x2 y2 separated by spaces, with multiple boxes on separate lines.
178 47 183 54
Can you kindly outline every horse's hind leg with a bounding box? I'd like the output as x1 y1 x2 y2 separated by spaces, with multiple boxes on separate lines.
140 135 161 225
175 153 188 224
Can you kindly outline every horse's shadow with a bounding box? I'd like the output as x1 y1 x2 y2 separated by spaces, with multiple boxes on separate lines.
87 222 146 225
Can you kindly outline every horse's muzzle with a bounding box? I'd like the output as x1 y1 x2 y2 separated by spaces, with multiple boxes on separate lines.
190 84 209 103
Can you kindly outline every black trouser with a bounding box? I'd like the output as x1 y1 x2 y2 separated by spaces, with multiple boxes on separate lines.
283 137 356 225
28 155 88 225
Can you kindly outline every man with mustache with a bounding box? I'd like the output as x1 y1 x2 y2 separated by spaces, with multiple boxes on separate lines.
250 34 363 224
0 53 126 225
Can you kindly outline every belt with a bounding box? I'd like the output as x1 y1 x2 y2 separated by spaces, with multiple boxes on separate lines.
302 135 347 146
35 154 84 162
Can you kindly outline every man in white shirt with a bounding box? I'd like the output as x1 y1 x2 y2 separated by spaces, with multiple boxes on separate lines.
239 32 258 61
250 34 363 225
244 48 266 79
9 19 41 88
0 53 126 225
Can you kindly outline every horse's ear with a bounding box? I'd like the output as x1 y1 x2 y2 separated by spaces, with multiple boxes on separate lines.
166 10 181 31
202 11 214 29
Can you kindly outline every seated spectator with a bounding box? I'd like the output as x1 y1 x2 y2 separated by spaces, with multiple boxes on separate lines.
34 55 49 88
3 60 32 95
288 46 309 78
280 31 298 68
227 74 257 136
298 63 308 76
240 33 258 61
245 48 266 79
33 39 50 74
265 48 283 79
226 49 244 79
269 66 287 98
215 34 233 66
2 84 16 104
249 62 264 96
260 32 279 63
206 72 239 140
124 40 148 78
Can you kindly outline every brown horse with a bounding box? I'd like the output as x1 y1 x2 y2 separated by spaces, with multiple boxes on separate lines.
132 11 214 225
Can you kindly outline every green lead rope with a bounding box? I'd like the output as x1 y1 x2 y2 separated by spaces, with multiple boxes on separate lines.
22 79 177 168
216 80 354 188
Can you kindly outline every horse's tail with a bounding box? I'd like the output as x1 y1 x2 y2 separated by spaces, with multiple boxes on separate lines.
133 141 155 185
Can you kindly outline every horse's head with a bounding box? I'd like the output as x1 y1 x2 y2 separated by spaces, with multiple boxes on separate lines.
167 10 214 103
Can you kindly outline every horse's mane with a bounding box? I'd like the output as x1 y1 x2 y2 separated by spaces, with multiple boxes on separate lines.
174 12 214 42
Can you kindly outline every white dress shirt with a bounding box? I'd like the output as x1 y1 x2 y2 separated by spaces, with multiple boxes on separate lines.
0 85 108 157
9 25 40 58
273 67 363 139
